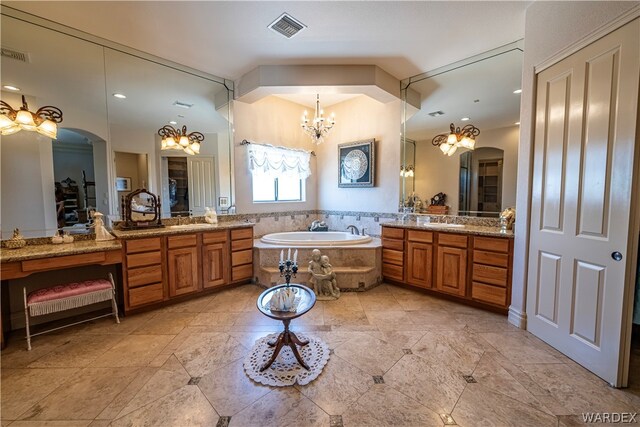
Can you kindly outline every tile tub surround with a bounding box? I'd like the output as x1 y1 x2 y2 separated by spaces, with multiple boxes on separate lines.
1 283 639 426
253 239 382 290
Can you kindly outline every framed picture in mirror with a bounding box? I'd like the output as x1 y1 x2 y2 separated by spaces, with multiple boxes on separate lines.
115 177 131 192
338 139 375 188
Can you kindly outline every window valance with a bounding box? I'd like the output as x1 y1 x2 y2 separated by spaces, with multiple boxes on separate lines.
247 143 311 179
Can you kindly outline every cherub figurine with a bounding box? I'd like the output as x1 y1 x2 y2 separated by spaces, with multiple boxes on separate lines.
308 249 340 300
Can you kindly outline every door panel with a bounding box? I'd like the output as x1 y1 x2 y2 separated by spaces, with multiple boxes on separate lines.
527 19 639 386
168 247 199 297
203 242 227 289
187 157 215 216
407 241 433 288
436 246 467 296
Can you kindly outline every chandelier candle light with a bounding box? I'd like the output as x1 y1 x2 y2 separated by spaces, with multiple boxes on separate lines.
431 122 480 156
301 94 335 144
158 124 204 155
0 95 63 139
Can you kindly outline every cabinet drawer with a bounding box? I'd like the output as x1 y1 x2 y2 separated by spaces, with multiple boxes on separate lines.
382 249 403 265
127 251 161 268
202 230 227 244
231 238 253 252
382 238 404 251
472 282 507 307
473 250 509 268
407 229 433 243
232 249 253 266
231 227 253 241
129 283 164 307
438 233 468 248
474 236 510 253
231 264 253 282
382 263 404 281
472 264 508 287
128 265 163 288
126 237 161 254
382 226 405 240
167 234 197 249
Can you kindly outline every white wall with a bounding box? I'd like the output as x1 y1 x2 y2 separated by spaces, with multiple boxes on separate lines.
316 96 401 213
233 96 317 213
413 125 518 214
511 1 638 327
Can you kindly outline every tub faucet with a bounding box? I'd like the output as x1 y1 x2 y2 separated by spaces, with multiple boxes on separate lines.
346 225 359 235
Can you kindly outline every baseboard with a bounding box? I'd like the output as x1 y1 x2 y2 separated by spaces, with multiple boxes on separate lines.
508 306 527 329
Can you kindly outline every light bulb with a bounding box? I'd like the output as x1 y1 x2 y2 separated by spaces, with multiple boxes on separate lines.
447 133 457 145
0 114 15 130
166 137 176 148
440 143 452 154
184 146 195 155
16 110 36 130
36 119 57 139
447 144 458 156
191 142 200 154
179 135 189 147
0 124 20 135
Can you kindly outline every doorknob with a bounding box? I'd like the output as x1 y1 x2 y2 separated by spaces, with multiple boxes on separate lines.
611 251 623 261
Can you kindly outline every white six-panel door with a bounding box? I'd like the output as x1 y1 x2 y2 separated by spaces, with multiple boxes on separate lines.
527 19 639 386
187 156 215 216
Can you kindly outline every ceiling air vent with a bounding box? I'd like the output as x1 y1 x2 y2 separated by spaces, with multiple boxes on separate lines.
428 110 445 117
1 47 30 63
173 101 194 109
268 13 306 39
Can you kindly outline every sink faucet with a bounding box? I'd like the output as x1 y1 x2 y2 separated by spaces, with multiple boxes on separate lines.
346 225 359 235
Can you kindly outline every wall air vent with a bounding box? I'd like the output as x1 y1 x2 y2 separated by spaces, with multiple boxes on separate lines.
173 101 194 109
268 13 306 39
428 110 445 117
1 47 30 63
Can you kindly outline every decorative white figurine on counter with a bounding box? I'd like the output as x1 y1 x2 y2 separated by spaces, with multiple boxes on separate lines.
499 207 516 232
51 230 64 244
5 228 26 249
268 287 300 312
308 249 340 300
93 212 115 241
62 231 74 244
205 207 218 224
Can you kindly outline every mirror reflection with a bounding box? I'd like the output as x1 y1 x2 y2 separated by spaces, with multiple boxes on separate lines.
401 45 522 217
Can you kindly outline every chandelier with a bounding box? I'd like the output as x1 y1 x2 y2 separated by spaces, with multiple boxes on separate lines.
301 94 335 144
400 165 414 177
432 123 480 156
0 95 63 139
158 125 204 155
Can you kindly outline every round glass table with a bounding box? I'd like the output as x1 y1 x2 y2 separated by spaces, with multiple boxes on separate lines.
256 284 316 371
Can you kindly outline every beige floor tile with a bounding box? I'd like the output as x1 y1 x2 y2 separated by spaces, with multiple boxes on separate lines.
227 330 279 349
341 384 443 426
411 330 489 375
364 310 420 331
295 354 373 415
334 333 404 376
174 332 247 377
95 366 159 420
454 312 519 333
189 311 236 326
230 388 329 427
232 311 283 327
73 311 155 335
131 312 197 335
27 334 125 368
92 335 174 367
7 421 92 426
110 386 218 427
18 367 139 421
386 353 467 414
201 293 254 312
405 309 466 331
452 383 558 427
157 295 217 313
322 293 363 312
480 332 564 364
323 309 370 327
365 330 426 349
1 334 75 369
357 290 404 312
198 359 271 416
1 368 78 420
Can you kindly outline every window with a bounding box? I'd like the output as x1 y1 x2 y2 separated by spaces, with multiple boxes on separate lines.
247 142 310 203
252 175 303 202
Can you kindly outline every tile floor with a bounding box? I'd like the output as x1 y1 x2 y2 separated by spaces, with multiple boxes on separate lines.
1 284 639 426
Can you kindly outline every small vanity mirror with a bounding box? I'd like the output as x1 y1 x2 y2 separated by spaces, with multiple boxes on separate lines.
120 189 162 229
401 42 522 217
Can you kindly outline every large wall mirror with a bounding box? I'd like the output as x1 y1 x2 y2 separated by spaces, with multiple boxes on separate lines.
401 42 523 217
0 8 233 238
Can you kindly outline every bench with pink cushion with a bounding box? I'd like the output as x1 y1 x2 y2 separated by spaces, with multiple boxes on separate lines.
24 273 119 350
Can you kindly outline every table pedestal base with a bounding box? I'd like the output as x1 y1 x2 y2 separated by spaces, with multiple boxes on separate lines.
261 319 309 371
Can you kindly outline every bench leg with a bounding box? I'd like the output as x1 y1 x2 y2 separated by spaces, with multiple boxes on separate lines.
108 273 120 324
23 288 31 351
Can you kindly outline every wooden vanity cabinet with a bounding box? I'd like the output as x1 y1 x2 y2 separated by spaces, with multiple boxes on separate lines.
167 234 199 297
230 227 254 283
470 236 512 307
435 233 468 297
124 237 164 310
381 226 405 282
202 231 229 289
406 230 433 288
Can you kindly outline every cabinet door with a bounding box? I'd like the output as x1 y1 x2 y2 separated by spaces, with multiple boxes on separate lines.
436 246 467 296
168 247 199 297
203 243 227 289
406 241 433 288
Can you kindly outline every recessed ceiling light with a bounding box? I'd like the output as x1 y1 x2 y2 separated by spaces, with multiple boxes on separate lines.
3 85 20 91
515 121 521 125
113 93 126 99
513 89 522 94
461 117 470 121
169 120 177 125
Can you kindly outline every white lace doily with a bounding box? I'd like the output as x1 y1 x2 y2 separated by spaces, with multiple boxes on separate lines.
243 333 330 386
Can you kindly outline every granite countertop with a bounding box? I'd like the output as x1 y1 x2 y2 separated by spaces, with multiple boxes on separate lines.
0 240 123 263
383 221 514 238
111 221 255 239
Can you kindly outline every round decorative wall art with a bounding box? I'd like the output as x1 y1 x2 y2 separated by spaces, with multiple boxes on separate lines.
342 149 368 180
